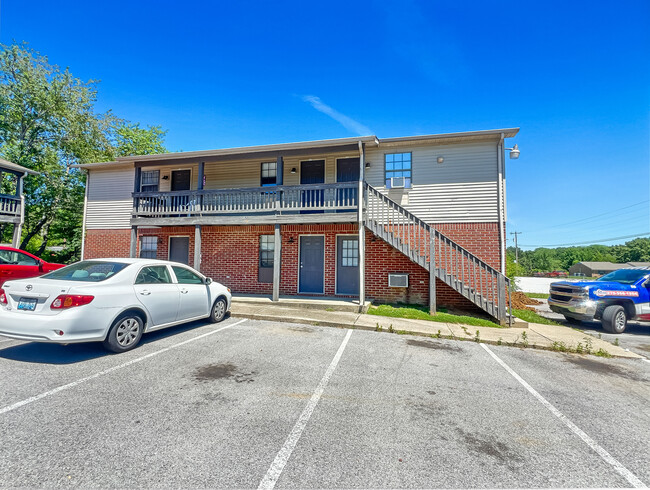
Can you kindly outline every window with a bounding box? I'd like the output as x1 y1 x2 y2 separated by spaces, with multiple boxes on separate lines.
141 170 160 192
135 266 172 284
258 235 275 283
341 239 359 267
385 153 412 188
0 249 39 266
42 261 129 282
140 236 158 259
261 162 277 187
172 266 203 284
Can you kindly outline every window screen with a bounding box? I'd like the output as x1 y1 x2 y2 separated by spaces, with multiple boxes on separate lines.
140 236 158 259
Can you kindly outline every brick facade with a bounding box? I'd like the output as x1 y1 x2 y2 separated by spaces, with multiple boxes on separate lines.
83 221 499 312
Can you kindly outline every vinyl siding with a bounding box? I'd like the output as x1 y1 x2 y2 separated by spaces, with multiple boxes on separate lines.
364 141 499 223
86 166 134 229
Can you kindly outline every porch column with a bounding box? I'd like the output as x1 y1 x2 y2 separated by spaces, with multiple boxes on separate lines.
134 167 142 193
272 224 281 301
12 175 24 248
194 225 202 271
358 141 366 309
130 225 138 258
197 162 205 190
276 156 284 186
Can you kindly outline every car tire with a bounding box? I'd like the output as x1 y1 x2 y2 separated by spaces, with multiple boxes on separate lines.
209 297 227 323
602 305 627 334
103 313 144 353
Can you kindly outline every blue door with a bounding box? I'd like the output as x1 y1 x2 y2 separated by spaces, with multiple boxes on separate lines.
299 236 324 294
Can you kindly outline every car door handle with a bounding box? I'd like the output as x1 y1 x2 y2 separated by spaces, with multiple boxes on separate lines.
180 289 189 294
139 290 151 296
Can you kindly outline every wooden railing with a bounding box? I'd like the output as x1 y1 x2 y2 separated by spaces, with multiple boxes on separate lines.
364 182 512 324
132 183 358 217
0 194 20 217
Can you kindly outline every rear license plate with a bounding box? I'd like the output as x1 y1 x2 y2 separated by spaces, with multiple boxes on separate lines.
17 298 38 311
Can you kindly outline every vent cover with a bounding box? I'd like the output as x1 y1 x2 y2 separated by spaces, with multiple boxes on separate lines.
388 273 409 288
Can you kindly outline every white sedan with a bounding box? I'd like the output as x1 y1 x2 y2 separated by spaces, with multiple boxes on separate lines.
0 258 232 353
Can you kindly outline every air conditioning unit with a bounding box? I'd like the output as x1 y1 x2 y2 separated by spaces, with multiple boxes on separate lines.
390 176 405 188
388 273 409 288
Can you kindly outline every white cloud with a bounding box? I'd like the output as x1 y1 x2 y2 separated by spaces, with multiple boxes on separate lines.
302 95 372 136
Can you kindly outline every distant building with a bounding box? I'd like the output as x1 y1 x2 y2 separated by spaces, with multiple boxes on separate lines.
569 261 629 277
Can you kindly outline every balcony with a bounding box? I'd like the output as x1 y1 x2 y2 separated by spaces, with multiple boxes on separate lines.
131 182 359 226
0 194 21 224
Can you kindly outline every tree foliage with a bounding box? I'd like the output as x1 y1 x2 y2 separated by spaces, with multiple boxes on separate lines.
0 43 167 262
508 237 650 275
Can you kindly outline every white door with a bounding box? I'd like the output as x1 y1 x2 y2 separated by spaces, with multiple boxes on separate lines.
133 265 180 326
171 266 209 320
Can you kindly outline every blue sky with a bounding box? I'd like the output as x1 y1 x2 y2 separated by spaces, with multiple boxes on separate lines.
1 0 649 250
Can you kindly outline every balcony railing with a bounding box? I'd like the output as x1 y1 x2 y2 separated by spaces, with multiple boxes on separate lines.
0 194 20 218
132 183 359 218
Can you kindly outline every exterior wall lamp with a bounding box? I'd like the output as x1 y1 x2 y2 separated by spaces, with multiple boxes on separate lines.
290 168 297 174
437 156 444 164
505 143 520 159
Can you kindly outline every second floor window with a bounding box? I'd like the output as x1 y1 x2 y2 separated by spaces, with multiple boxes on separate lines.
385 153 412 189
261 162 277 187
141 170 160 192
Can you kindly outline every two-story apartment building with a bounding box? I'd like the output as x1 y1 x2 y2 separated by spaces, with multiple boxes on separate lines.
75 128 519 323
0 159 38 247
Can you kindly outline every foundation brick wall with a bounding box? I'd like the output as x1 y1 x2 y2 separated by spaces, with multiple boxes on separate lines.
82 221 500 312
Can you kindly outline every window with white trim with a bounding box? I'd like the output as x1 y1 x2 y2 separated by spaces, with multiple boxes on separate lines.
141 170 160 192
261 162 277 187
139 236 158 259
385 153 412 188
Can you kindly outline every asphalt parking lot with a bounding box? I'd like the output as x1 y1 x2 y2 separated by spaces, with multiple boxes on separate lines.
1 317 649 488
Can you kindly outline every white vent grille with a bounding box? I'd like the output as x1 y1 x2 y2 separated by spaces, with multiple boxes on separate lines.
388 273 409 288
390 176 405 188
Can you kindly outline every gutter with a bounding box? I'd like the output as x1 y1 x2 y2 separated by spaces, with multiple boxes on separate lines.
497 134 506 273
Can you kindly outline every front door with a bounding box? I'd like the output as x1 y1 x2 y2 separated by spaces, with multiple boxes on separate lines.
336 157 359 211
300 160 325 213
336 236 359 295
299 236 324 294
169 236 190 265
171 170 191 191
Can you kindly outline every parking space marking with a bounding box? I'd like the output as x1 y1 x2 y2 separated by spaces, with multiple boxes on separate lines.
258 328 353 490
0 319 247 417
480 343 647 488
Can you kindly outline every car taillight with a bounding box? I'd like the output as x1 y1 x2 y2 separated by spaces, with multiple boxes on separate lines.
51 295 94 309
0 288 6 305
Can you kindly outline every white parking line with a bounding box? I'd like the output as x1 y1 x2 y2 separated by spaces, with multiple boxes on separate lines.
480 343 647 488
258 329 353 490
0 319 247 416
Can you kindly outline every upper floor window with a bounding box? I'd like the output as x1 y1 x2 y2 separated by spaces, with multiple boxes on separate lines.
261 162 277 187
385 153 412 189
141 170 160 192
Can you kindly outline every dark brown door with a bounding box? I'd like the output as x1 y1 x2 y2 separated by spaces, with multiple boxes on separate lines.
171 170 191 191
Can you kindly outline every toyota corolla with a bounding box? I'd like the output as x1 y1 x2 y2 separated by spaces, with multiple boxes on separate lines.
0 258 232 352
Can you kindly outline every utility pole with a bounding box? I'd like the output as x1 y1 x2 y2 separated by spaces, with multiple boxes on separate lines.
510 231 522 263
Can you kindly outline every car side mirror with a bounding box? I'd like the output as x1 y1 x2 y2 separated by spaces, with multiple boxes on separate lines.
38 260 44 271
204 277 212 285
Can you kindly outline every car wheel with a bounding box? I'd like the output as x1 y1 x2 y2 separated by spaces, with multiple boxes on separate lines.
103 313 144 353
602 305 627 334
209 297 227 323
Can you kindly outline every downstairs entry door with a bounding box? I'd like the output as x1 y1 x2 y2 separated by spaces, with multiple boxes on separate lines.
299 236 324 294
169 236 190 265
336 236 359 295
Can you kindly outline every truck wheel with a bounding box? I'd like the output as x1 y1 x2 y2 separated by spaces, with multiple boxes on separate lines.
602 305 627 334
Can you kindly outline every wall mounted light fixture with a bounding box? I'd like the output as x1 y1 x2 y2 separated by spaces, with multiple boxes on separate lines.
437 156 444 164
162 175 170 180
365 162 370 168
288 236 295 243
505 143 520 159
290 168 297 174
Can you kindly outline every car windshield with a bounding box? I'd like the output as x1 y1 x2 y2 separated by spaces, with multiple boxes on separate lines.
41 261 129 282
597 269 649 285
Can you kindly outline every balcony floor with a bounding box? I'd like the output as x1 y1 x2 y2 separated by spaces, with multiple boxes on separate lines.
130 211 358 227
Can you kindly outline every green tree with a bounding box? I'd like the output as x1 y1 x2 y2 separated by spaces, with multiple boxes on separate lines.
0 43 166 261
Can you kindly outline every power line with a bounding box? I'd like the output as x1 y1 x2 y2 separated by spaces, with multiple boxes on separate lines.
519 200 649 233
519 232 650 248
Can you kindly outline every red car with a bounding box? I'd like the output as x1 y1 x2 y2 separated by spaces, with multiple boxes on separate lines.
0 246 65 286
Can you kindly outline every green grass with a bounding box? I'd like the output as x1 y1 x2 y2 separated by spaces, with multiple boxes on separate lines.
524 292 549 299
512 308 562 325
367 304 504 329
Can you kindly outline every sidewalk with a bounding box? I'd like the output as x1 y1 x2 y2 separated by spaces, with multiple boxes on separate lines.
230 301 644 360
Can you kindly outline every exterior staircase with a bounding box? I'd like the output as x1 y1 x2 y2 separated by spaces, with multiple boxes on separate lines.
363 183 512 325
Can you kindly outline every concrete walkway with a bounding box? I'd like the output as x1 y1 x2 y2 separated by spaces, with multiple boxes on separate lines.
230 300 643 360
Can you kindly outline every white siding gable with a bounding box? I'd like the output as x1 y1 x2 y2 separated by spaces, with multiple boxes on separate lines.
86 166 134 229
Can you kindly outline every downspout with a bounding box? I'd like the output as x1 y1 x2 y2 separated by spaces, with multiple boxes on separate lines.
80 170 89 260
358 140 366 310
497 133 506 273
